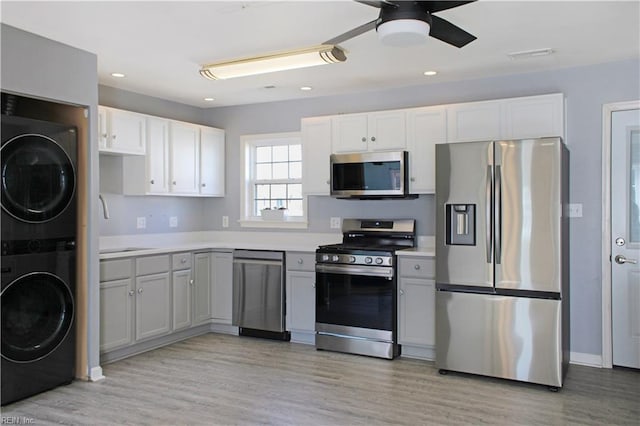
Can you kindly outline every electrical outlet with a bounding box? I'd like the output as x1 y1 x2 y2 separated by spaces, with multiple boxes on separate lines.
136 217 146 229
169 216 178 228
330 217 341 229
222 216 229 228
567 203 583 218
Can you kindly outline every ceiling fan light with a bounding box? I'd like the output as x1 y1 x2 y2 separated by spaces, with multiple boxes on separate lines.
377 19 430 46
200 45 346 80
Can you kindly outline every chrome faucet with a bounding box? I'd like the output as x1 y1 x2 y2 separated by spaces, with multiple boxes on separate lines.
98 194 110 219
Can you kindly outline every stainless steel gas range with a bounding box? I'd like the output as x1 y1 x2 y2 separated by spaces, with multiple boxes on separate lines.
315 219 416 359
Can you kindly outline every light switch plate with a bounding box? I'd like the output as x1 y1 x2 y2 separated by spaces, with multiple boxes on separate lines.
169 216 178 228
222 216 229 228
136 217 146 229
567 203 583 218
330 217 341 229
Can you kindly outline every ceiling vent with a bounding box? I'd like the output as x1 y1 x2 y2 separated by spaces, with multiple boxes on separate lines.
507 48 554 60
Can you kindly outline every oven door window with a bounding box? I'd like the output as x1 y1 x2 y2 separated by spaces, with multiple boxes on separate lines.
316 271 395 331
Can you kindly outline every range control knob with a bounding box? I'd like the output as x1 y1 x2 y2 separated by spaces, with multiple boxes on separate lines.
375 258 384 265
322 254 329 262
332 255 340 262
365 257 373 264
349 256 356 263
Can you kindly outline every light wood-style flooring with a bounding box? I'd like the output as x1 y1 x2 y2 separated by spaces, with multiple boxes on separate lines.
2 333 639 425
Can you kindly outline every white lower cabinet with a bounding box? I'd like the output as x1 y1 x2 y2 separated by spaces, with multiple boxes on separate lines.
135 255 172 341
285 252 316 344
193 252 213 325
398 256 436 359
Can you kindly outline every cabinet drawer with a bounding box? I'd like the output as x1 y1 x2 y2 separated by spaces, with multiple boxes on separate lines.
100 259 133 282
286 252 316 272
172 252 192 270
398 257 435 279
136 255 170 276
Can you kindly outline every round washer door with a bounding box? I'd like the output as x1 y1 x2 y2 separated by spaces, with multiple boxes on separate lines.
1 272 74 363
1 133 76 223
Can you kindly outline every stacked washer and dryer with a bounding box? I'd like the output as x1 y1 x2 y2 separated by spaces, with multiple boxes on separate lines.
1 93 78 405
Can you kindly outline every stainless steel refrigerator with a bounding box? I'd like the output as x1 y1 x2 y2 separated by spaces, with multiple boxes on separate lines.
435 137 569 389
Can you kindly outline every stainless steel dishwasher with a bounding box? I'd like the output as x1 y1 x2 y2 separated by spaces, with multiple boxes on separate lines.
232 250 290 341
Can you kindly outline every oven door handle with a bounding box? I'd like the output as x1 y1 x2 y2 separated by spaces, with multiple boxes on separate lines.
315 264 394 278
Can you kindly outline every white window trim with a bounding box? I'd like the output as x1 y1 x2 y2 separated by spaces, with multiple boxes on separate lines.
239 132 308 229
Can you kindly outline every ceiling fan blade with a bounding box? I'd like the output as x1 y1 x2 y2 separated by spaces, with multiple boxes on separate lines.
355 0 395 8
429 15 476 48
323 19 378 45
421 1 477 14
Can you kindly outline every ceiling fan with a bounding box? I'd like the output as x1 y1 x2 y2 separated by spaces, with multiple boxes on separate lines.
324 0 477 48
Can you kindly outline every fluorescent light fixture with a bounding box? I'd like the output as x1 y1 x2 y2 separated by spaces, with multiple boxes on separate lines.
200 45 346 80
377 19 429 46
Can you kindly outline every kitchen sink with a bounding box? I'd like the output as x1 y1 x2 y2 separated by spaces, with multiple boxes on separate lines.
99 247 152 254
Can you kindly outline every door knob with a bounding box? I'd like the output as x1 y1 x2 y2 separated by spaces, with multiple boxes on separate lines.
615 255 638 265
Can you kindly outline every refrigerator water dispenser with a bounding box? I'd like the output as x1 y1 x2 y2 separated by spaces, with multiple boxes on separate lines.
446 204 475 246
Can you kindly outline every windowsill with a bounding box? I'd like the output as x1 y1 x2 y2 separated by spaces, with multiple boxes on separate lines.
238 217 308 229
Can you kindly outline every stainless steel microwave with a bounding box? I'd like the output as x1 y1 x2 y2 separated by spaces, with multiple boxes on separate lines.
330 151 410 198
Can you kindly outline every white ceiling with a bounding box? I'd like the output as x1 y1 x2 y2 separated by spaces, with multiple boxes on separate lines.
2 1 639 108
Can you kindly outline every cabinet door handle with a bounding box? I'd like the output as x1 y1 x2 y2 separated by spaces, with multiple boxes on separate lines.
101 133 108 139
361 137 366 142
298 258 303 264
399 289 404 295
189 279 194 285
150 179 155 185
128 290 135 296
181 258 187 263
201 183 206 187
410 177 415 182
172 181 177 185
137 288 143 294
112 134 117 140
414 264 421 270
371 136 376 142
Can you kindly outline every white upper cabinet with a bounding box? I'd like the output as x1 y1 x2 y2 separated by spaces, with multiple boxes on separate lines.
406 106 447 194
332 110 406 153
503 93 564 139
301 116 332 196
199 126 225 196
118 106 225 197
447 94 564 143
447 100 503 143
145 117 170 194
98 106 146 155
170 121 200 194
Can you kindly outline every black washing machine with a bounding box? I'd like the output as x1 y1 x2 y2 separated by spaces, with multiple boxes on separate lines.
1 239 76 405
1 94 78 405
1 113 77 242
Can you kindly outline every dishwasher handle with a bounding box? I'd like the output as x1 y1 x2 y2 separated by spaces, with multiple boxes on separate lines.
233 258 282 267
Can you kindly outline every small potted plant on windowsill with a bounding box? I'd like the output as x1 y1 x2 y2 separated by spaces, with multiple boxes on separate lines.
260 207 288 221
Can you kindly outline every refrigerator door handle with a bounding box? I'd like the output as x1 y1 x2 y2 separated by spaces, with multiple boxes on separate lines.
495 165 502 264
486 165 493 263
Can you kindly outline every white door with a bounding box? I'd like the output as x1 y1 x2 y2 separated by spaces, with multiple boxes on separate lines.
612 107 640 369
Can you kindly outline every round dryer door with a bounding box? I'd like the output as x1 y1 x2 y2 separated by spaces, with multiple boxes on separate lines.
1 272 74 362
1 134 76 223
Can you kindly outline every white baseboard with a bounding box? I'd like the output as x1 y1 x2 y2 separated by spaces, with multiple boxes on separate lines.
570 351 603 368
89 366 105 381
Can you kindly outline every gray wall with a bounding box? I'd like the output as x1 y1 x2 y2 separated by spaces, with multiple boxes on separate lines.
95 59 640 358
1 24 101 375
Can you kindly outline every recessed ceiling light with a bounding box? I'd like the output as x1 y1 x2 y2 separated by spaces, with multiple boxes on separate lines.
423 70 437 76
111 72 126 78
300 86 313 91
204 97 215 102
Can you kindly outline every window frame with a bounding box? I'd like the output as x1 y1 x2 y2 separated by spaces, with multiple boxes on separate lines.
239 132 308 229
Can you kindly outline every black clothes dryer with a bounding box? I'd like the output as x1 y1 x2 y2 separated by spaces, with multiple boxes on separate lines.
1 239 76 405
1 114 77 242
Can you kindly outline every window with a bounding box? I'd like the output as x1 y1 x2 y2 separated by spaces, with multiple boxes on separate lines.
240 132 307 228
